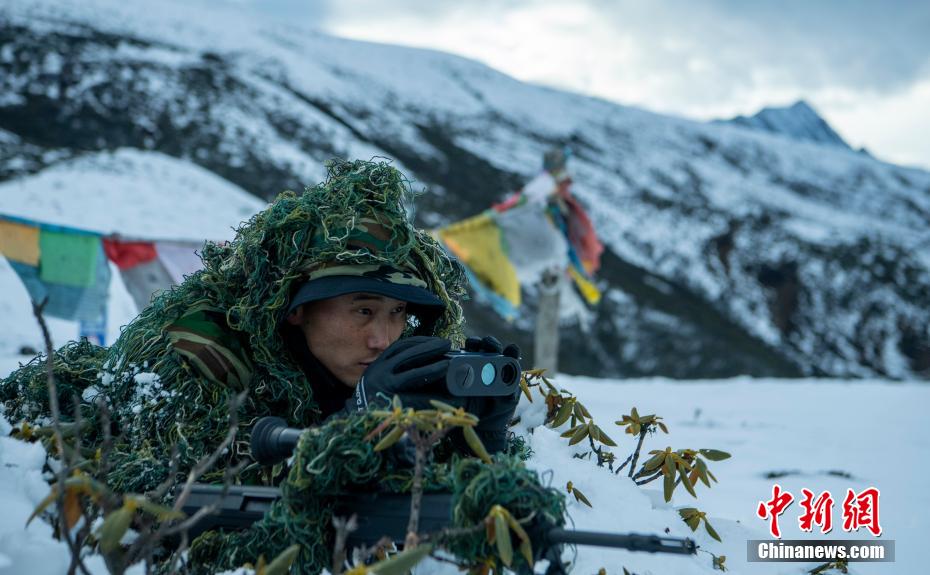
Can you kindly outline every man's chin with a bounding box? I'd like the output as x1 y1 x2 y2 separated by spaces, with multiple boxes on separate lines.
339 368 365 388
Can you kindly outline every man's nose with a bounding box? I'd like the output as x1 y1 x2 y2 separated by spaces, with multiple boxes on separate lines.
366 318 393 351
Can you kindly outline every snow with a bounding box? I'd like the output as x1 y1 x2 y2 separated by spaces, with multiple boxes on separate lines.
4 0 929 377
0 149 267 242
0 1 928 572
2 353 926 574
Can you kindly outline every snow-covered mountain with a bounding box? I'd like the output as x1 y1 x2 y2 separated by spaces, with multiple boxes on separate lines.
714 100 852 150
2 0 929 379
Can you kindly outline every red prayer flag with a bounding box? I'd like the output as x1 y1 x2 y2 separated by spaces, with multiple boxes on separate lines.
103 238 158 270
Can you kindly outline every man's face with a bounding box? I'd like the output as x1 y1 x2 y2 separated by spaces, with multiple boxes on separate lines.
287 292 408 387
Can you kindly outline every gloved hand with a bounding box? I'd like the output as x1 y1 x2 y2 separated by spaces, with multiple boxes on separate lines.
347 336 461 413
463 336 522 454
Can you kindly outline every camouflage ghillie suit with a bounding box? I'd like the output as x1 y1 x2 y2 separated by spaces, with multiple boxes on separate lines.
3 158 466 487
0 158 564 574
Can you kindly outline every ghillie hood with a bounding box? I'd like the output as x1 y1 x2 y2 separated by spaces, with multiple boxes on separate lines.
110 157 466 408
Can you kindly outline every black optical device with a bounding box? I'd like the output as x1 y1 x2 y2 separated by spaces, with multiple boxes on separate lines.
444 350 521 397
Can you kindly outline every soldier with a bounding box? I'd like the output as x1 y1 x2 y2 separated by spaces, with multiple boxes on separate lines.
0 158 520 494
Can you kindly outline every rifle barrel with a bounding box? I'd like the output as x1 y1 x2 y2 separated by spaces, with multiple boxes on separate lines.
547 529 696 555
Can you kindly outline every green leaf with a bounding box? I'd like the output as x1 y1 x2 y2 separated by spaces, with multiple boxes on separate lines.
134 497 186 521
678 507 701 531
699 449 731 461
679 466 697 498
371 543 434 575
657 421 669 434
704 519 722 542
663 470 675 502
519 538 534 568
560 424 584 438
572 401 592 422
504 509 530 544
429 399 457 412
592 425 617 447
98 505 134 553
572 487 593 508
641 452 665 473
568 424 590 446
485 516 495 544
494 513 513 567
695 459 712 487
463 425 492 464
264 544 301 575
26 486 59 526
663 454 676 477
373 426 405 452
551 399 574 428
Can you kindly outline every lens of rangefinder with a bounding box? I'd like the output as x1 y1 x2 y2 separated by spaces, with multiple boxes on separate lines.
480 362 495 386
500 362 517 385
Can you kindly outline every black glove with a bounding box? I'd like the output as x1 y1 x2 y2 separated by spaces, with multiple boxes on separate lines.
347 336 462 412
463 336 522 453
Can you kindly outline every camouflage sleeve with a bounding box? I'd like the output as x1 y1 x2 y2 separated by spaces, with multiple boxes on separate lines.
164 304 254 391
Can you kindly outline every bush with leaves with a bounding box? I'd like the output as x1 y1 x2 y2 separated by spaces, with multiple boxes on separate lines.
521 369 732 571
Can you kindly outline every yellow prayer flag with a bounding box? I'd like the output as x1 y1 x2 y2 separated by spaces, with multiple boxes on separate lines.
568 265 601 306
0 219 40 265
437 213 521 307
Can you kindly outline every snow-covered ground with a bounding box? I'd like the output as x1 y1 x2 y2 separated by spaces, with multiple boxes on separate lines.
2 232 926 574
0 149 267 242
0 5 926 570
2 342 926 575
0 142 926 575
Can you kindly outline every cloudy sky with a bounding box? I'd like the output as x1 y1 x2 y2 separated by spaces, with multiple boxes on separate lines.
239 0 930 169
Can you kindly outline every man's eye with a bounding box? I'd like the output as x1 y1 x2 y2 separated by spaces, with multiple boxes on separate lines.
357 308 373 316
392 306 407 314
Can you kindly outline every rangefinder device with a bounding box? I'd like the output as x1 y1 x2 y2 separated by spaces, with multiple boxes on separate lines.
444 350 521 397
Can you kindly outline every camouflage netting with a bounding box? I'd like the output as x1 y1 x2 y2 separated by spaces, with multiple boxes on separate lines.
3 158 469 488
188 414 564 574
0 339 107 441
0 159 567 573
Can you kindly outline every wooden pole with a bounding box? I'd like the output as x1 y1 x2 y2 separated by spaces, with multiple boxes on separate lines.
534 268 561 374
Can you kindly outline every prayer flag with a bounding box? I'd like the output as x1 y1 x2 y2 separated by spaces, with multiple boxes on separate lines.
9 244 110 322
155 241 205 283
39 230 99 287
0 219 40 265
103 238 157 269
437 213 520 308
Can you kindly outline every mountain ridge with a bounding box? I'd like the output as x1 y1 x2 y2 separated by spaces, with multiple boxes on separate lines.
714 99 852 150
2 0 929 379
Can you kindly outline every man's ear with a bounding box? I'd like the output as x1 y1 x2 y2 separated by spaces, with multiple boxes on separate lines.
285 306 304 326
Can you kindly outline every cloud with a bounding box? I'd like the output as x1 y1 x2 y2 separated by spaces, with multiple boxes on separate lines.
231 0 930 168
317 0 930 105
602 0 930 94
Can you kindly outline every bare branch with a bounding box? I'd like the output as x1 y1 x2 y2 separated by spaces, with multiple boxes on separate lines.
32 299 93 575
627 425 650 478
635 471 664 486
331 514 359 574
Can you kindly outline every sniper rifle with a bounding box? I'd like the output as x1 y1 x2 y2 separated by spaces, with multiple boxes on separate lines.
178 417 696 574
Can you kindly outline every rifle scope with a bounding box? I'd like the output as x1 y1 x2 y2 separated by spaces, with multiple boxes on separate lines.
250 416 302 466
